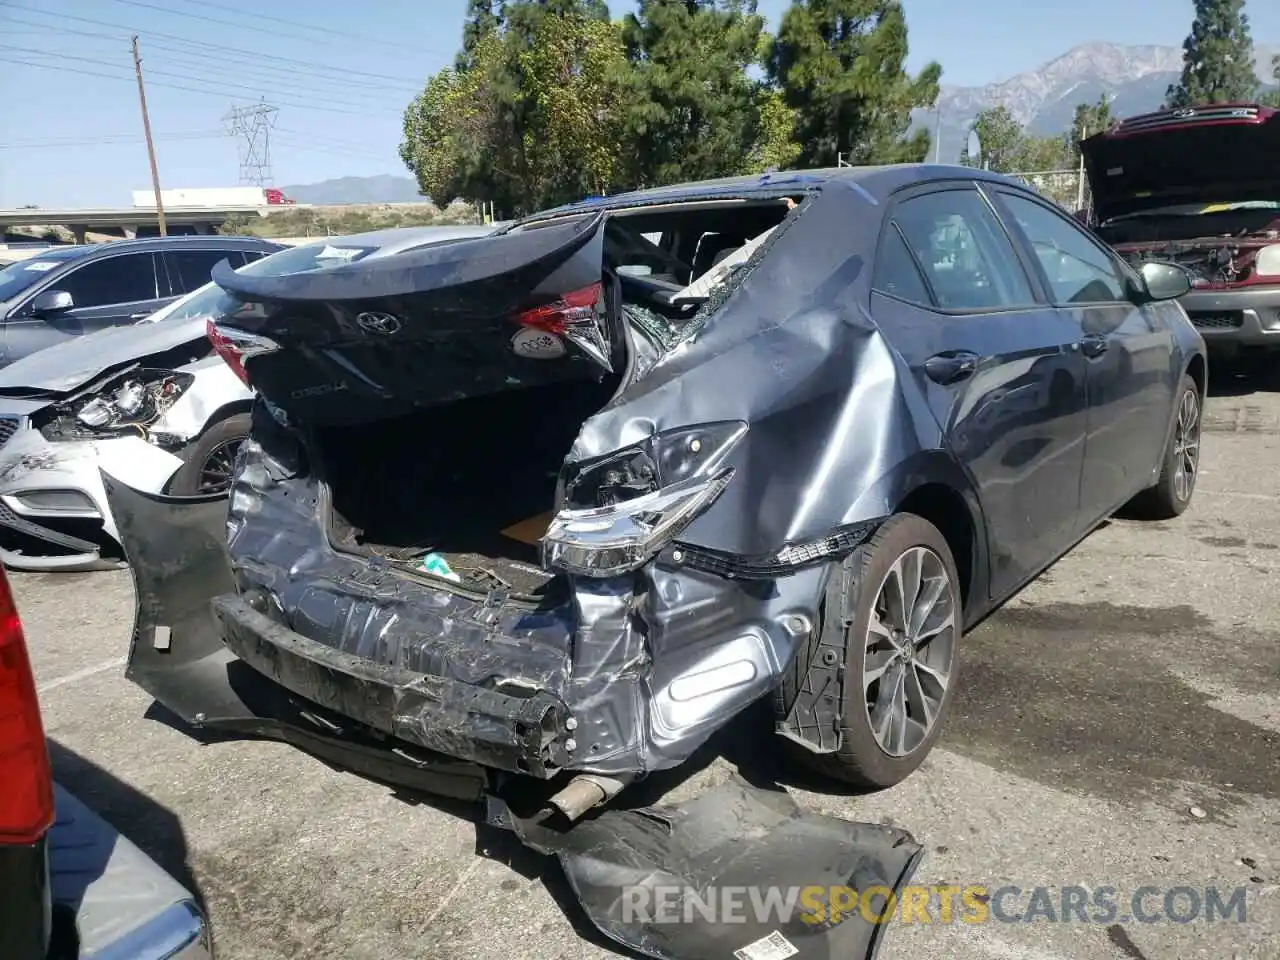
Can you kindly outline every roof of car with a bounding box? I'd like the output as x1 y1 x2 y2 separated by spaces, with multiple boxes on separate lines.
76 234 284 253
314 223 507 258
522 164 1030 223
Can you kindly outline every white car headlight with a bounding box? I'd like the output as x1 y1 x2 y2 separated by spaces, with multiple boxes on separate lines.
1256 244 1280 278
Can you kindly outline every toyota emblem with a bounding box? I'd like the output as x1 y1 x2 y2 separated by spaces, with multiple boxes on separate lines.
356 311 402 335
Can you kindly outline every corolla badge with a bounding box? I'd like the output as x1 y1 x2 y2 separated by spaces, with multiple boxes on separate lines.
356 311 402 335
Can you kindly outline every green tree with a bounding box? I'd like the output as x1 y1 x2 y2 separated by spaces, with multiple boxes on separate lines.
960 106 1070 174
961 106 1023 172
1166 0 1257 107
1261 54 1280 106
619 0 766 185
457 0 503 70
751 88 802 170
400 9 631 215
767 0 942 167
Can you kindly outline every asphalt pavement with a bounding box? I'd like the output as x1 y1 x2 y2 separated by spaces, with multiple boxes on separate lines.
17 366 1280 960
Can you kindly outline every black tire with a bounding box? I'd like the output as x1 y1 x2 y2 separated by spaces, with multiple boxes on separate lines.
1125 374 1201 521
168 412 251 496
775 513 962 789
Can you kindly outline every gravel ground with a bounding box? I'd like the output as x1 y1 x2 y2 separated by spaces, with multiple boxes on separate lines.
17 368 1280 960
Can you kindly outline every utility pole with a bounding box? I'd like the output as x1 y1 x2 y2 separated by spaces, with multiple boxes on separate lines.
132 35 167 236
933 109 942 163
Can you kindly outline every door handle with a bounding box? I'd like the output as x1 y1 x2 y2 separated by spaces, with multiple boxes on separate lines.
129 312 152 320
924 351 980 385
1079 334 1108 358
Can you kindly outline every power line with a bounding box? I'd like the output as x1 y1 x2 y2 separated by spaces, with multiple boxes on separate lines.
0 4 429 86
4 43 408 111
0 14 423 95
0 131 224 150
178 0 438 55
104 0 436 55
0 46 394 116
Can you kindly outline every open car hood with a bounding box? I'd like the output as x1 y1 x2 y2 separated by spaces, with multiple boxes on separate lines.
1082 105 1280 223
0 317 211 398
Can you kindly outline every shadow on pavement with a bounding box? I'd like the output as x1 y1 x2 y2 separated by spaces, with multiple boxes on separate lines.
1207 356 1280 397
46 739 207 917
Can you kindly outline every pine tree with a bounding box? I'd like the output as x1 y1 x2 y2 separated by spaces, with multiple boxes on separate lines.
457 0 503 70
767 0 941 167
619 1 767 185
1165 0 1257 108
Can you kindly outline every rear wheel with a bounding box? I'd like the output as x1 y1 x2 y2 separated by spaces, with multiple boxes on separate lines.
1126 374 1201 520
777 513 961 788
169 413 251 497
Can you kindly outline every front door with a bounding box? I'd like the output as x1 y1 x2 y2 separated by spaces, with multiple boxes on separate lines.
7 252 170 362
871 184 1089 600
992 190 1176 524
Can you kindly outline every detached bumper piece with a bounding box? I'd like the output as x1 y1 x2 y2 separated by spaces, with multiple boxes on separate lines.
49 786 211 960
494 776 923 960
214 596 575 778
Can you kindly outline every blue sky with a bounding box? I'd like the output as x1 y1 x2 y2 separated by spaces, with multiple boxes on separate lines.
1 0 1277 207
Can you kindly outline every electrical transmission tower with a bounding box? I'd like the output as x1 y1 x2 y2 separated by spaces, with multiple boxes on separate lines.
223 100 279 186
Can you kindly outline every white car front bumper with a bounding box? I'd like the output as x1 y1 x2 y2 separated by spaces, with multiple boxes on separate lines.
0 416 185 571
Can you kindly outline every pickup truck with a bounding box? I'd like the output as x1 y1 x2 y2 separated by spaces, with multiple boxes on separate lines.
0 566 212 959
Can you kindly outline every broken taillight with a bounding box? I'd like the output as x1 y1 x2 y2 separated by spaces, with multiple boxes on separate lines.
513 282 602 334
0 567 55 846
206 319 280 387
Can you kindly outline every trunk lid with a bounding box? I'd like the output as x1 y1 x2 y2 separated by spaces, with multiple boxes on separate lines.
208 213 614 427
1082 104 1280 224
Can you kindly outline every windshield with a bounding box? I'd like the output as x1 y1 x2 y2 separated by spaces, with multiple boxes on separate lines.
0 249 88 301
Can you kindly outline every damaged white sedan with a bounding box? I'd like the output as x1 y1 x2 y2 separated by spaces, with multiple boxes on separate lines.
0 282 255 570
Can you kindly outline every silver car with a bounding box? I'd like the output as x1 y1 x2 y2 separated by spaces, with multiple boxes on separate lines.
0 225 501 571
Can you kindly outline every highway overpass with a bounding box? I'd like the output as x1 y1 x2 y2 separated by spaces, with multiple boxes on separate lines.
0 203 310 242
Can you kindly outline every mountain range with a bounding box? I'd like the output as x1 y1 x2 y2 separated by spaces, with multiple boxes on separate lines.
916 40 1279 163
281 40 1279 202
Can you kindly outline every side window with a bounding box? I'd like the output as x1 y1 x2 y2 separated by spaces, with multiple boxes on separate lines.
164 249 240 295
57 254 158 308
1000 193 1127 304
239 250 268 266
892 189 1036 311
873 225 933 306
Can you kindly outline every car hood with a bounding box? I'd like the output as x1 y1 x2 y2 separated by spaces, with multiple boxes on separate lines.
0 318 209 397
1082 106 1280 223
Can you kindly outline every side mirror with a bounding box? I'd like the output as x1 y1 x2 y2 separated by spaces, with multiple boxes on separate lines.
30 289 74 314
1138 262 1192 302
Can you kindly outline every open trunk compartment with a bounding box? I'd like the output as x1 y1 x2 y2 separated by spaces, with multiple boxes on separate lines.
312 378 618 596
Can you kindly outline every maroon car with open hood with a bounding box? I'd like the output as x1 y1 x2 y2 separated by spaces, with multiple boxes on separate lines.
1083 103 1280 354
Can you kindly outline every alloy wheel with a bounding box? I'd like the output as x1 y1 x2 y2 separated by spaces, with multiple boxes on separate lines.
863 546 958 757
197 438 244 495
1172 388 1200 503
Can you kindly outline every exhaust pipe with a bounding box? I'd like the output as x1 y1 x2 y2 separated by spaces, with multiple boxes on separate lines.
547 774 629 822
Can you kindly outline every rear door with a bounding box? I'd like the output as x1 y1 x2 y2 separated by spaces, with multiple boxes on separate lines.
991 188 1176 524
870 183 1089 600
50 251 166 327
162 248 249 298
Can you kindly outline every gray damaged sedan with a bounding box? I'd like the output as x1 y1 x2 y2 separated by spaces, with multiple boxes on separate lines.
104 166 1206 960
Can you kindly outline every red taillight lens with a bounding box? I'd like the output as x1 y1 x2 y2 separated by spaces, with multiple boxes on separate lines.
513 282 602 334
0 568 54 846
207 318 252 386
